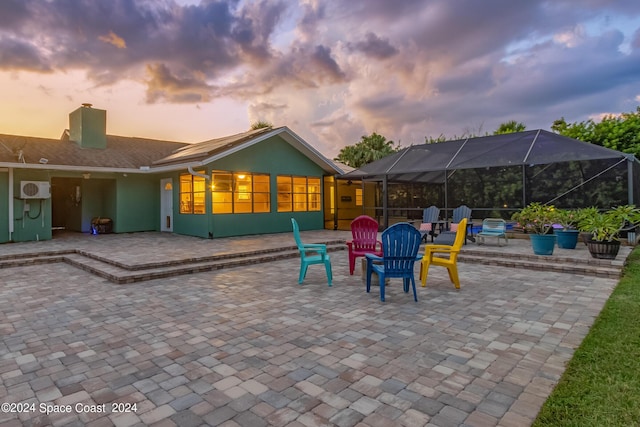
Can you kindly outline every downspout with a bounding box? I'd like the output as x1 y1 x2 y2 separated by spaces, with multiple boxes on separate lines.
8 167 14 241
188 166 209 180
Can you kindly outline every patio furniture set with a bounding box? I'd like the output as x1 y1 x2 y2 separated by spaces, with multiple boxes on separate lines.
291 207 509 302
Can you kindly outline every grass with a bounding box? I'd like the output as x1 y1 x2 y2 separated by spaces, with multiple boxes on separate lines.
533 246 640 426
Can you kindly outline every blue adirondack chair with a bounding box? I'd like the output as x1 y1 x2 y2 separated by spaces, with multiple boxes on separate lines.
365 222 422 302
435 205 473 245
291 218 333 286
418 205 441 242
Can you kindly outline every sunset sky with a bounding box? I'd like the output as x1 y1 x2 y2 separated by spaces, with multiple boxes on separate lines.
1 0 639 158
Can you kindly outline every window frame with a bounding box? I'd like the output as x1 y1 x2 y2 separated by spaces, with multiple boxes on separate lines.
211 170 271 214
179 171 207 214
277 175 322 212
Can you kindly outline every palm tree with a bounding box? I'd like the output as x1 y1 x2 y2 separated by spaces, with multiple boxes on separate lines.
335 132 399 168
250 120 273 130
494 120 526 135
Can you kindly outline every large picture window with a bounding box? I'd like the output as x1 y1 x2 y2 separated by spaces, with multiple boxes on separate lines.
180 172 206 214
212 171 270 214
277 175 321 212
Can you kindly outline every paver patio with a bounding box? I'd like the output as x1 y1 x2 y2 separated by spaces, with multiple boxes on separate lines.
0 231 628 426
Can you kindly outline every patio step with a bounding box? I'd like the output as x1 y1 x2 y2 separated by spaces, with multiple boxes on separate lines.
0 239 624 281
0 241 347 284
457 247 624 279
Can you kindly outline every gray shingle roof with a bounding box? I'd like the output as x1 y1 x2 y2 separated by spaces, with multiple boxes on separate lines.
152 127 274 166
0 132 188 169
0 126 346 175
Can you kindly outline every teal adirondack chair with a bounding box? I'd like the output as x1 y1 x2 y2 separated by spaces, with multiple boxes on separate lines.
291 218 333 286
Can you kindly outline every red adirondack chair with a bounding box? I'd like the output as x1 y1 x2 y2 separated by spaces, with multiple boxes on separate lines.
347 215 383 275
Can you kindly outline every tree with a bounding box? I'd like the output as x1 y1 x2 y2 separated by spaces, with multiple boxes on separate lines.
250 120 272 130
551 107 640 158
494 120 526 135
335 132 400 168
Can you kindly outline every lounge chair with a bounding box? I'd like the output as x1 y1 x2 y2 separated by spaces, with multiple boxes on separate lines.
476 218 508 246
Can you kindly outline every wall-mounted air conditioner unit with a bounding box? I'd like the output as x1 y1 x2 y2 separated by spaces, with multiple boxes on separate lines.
20 181 51 199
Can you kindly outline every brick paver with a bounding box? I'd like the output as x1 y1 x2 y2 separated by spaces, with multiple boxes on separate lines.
0 231 625 426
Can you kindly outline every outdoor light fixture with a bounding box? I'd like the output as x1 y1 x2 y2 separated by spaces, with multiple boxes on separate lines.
83 173 91 179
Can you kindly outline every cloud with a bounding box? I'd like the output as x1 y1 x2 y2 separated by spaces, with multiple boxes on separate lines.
99 31 127 49
348 32 398 59
1 0 640 156
311 45 346 82
0 37 51 72
0 0 31 29
145 63 213 103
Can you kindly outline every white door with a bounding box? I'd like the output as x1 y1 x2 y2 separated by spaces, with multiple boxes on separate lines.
160 178 173 232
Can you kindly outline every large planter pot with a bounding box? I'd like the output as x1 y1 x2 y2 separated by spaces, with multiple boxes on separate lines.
580 232 592 245
586 239 621 260
554 229 580 249
529 234 557 256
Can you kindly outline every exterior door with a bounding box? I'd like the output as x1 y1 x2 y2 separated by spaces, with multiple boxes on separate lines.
160 178 173 232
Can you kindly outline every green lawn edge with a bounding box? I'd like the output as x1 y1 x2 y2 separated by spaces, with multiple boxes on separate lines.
533 246 640 427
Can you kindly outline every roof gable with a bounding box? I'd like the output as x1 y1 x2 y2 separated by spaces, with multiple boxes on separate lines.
152 126 344 175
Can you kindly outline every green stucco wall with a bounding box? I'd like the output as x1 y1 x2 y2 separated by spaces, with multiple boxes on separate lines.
69 106 107 149
1 171 161 243
114 174 159 233
171 135 328 239
10 170 53 242
1 134 332 244
0 171 8 242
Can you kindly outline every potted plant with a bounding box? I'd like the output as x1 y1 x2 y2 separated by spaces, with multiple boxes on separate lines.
553 209 580 249
574 206 599 245
511 202 558 255
578 205 640 259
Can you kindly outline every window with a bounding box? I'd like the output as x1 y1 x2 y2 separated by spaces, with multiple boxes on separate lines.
355 188 363 206
277 175 321 212
180 172 206 214
212 171 270 214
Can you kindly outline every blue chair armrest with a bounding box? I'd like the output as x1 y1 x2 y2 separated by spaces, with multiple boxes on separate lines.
365 253 383 261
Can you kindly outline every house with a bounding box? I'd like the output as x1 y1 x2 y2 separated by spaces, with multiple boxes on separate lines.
0 104 345 243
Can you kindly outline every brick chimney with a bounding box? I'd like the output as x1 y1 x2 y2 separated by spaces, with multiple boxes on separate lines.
69 103 107 149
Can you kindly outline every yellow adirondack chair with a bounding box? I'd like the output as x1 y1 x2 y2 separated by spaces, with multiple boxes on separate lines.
419 218 467 289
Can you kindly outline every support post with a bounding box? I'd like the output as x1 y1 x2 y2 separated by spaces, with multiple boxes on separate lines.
383 175 388 229
628 157 634 205
522 164 526 208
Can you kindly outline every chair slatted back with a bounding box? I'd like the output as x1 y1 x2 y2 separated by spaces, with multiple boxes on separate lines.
291 218 304 250
380 223 422 278
452 205 472 224
451 218 468 252
422 206 440 223
350 215 380 251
